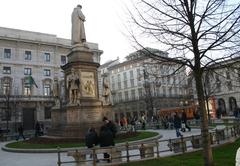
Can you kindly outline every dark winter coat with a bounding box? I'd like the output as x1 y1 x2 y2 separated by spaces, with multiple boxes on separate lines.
174 115 182 129
99 126 114 147
85 131 98 148
181 112 187 123
105 121 117 138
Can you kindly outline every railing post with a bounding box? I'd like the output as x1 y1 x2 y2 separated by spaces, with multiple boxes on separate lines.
110 146 113 162
216 129 220 144
181 136 185 153
226 126 229 139
234 126 237 137
57 146 61 166
155 140 160 158
168 139 172 151
126 142 130 162
191 135 194 147
92 145 96 166
230 127 233 137
209 132 213 145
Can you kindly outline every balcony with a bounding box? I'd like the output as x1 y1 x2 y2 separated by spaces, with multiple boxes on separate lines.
0 95 55 103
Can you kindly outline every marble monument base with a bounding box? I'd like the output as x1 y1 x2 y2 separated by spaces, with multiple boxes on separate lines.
48 101 112 139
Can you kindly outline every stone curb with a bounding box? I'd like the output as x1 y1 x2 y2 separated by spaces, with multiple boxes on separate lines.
2 131 162 153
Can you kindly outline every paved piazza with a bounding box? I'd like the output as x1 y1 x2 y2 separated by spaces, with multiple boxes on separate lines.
0 129 201 166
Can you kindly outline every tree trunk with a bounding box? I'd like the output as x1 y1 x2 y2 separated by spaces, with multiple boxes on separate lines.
194 70 214 166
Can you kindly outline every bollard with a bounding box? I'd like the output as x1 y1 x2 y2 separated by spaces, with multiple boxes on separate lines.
139 143 145 158
57 147 61 166
156 140 160 158
126 142 130 162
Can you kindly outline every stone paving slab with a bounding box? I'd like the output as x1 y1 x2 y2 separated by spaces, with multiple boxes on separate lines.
0 129 201 166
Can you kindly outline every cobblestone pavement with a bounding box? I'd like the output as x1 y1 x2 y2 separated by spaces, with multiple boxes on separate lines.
0 129 201 166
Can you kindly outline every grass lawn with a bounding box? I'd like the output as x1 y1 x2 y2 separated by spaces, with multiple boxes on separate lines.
122 138 240 166
5 131 158 149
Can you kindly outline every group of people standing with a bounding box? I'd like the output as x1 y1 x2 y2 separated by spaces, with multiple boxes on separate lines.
85 117 117 163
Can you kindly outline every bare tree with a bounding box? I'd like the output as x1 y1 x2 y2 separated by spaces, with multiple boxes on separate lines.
125 0 240 165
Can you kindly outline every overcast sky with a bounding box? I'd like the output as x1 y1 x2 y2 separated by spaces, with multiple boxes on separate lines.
0 0 134 64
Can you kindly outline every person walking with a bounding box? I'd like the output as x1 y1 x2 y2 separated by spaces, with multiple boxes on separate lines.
16 124 25 141
173 113 183 137
182 111 191 131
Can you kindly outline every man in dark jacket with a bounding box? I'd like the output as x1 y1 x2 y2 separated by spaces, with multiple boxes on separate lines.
99 125 114 162
102 117 117 138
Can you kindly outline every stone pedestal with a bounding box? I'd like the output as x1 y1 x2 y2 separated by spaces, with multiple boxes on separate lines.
48 44 112 138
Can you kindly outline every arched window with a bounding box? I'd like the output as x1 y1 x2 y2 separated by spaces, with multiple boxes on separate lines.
229 97 237 111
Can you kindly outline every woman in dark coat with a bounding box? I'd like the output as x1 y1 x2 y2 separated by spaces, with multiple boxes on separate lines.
85 127 98 148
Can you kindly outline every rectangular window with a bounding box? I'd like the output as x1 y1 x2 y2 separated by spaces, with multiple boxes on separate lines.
24 68 32 75
124 80 128 88
4 48 11 59
61 55 66 64
117 74 121 89
111 83 115 90
137 69 141 81
123 72 127 80
162 86 166 96
44 53 50 62
118 82 121 90
44 69 51 76
3 82 10 95
169 88 172 96
138 88 143 98
24 86 31 95
130 79 134 87
3 67 11 74
25 51 32 60
44 107 51 119
1 109 11 121
118 92 122 102
131 89 136 100
124 91 129 101
130 70 134 78
43 84 51 96
117 74 121 82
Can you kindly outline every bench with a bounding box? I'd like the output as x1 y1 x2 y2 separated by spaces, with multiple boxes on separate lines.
168 139 186 153
191 135 202 149
139 143 155 158
213 125 226 142
67 146 122 165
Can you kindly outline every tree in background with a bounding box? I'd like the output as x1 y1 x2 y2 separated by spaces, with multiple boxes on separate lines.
126 0 240 165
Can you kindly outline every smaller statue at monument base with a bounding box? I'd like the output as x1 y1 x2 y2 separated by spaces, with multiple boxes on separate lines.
68 68 80 105
102 77 111 105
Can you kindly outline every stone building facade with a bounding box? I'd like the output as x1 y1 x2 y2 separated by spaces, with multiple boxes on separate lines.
99 48 191 122
188 56 240 118
0 27 102 132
